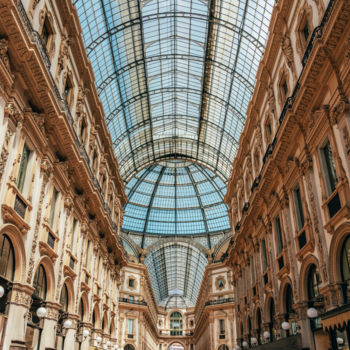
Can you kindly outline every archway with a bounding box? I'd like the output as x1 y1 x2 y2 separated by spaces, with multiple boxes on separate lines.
124 345 135 350
218 345 229 350
168 343 184 350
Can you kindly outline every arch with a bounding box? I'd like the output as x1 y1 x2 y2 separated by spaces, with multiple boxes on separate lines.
92 303 100 329
329 222 350 283
124 345 135 350
263 294 274 323
0 233 15 281
278 276 294 314
217 346 229 350
0 224 26 282
62 277 75 313
79 292 89 322
102 311 108 333
299 254 320 301
59 282 69 312
307 264 321 300
32 256 55 301
33 264 47 300
110 317 116 337
168 342 185 350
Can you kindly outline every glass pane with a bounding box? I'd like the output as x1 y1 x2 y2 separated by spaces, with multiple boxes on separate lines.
322 141 337 195
341 236 350 281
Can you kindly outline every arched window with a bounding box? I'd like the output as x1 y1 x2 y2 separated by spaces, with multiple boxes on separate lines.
79 298 85 321
307 264 321 300
92 309 96 328
124 345 135 350
60 283 69 312
170 312 183 336
341 235 350 282
0 234 15 281
218 346 229 350
33 264 47 300
285 284 294 316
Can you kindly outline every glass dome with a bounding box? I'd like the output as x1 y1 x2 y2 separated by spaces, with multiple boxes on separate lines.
122 160 230 235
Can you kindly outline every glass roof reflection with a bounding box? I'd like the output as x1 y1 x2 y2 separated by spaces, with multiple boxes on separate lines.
73 0 275 182
122 161 230 237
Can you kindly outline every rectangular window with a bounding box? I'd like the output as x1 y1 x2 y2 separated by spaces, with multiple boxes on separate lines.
321 140 338 196
250 256 255 284
17 144 31 192
129 295 134 303
293 185 305 231
129 278 135 288
261 238 268 271
48 188 59 228
303 21 310 41
274 215 283 255
70 218 77 251
219 319 225 333
85 240 91 267
41 18 50 47
127 319 134 335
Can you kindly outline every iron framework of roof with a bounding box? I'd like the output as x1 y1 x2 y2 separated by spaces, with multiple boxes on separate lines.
144 241 207 306
73 0 275 182
74 0 275 305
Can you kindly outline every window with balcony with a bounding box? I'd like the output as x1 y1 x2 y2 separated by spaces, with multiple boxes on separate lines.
170 312 183 336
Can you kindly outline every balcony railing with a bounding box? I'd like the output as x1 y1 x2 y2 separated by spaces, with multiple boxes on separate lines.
119 297 147 306
205 298 234 306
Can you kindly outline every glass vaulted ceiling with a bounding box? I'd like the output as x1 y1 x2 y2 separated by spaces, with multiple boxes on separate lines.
73 0 274 182
123 161 230 240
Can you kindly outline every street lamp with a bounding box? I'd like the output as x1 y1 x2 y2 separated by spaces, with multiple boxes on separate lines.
263 331 270 340
281 321 290 331
251 337 258 345
307 307 318 319
36 307 47 318
0 285 4 298
63 320 73 329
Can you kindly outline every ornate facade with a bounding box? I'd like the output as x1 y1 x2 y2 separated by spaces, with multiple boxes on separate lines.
0 0 349 350
224 0 350 349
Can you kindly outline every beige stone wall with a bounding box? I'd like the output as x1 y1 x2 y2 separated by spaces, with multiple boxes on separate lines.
0 0 126 349
225 0 350 349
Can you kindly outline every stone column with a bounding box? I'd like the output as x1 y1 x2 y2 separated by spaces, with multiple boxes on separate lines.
2 283 34 350
63 315 79 349
294 301 315 350
79 323 92 350
39 302 61 350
